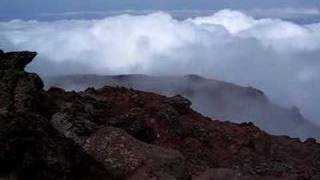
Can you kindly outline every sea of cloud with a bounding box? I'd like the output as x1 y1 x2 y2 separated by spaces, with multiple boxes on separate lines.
1 9 320 124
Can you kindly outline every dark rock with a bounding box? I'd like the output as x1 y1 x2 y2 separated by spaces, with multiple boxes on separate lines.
0 81 11 113
0 51 37 71
305 138 317 144
245 86 268 102
45 74 320 140
164 95 192 113
0 50 43 113
1 50 320 180
185 74 204 82
84 87 96 94
14 73 44 112
192 168 294 180
84 127 187 179
240 122 255 127
0 112 109 180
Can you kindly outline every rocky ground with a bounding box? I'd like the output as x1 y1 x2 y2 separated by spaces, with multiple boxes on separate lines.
46 74 320 139
0 50 320 180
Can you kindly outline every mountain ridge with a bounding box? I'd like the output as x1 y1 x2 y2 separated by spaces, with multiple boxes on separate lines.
45 74 320 139
1 50 320 179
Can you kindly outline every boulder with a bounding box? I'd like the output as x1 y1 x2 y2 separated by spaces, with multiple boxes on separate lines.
164 95 192 113
84 127 187 179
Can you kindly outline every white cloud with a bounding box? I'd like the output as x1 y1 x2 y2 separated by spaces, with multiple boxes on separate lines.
191 10 256 33
1 10 320 124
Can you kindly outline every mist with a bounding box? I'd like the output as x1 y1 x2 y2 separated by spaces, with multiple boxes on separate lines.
45 74 320 139
1 9 320 125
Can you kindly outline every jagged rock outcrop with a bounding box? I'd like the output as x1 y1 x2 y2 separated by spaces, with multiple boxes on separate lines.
0 51 44 113
1 50 320 180
0 51 110 180
46 74 320 139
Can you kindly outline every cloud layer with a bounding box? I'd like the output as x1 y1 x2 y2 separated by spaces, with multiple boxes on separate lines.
1 9 320 124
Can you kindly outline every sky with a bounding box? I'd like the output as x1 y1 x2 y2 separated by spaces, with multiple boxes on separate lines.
1 1 320 126
1 0 320 20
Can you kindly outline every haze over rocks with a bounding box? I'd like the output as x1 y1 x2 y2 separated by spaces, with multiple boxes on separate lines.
1 50 320 179
46 74 320 139
2 10 320 125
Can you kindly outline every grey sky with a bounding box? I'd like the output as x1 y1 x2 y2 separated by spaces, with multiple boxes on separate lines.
1 0 319 17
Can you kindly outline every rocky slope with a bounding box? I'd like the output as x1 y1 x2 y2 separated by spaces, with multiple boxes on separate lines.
1 50 320 180
46 74 320 139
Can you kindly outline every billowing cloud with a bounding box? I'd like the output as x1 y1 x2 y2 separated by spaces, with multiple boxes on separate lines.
1 9 320 125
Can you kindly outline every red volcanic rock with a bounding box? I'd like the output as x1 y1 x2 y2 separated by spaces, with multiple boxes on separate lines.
46 74 320 139
84 126 186 180
0 50 320 180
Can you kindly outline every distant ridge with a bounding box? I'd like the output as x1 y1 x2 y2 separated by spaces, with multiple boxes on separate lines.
46 74 320 139
1 50 320 179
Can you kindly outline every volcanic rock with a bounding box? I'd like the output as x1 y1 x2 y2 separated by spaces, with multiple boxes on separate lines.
0 51 37 71
1 50 320 180
0 50 44 113
164 95 192 113
45 74 320 139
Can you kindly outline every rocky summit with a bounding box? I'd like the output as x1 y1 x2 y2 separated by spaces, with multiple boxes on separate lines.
46 74 320 139
0 50 320 180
